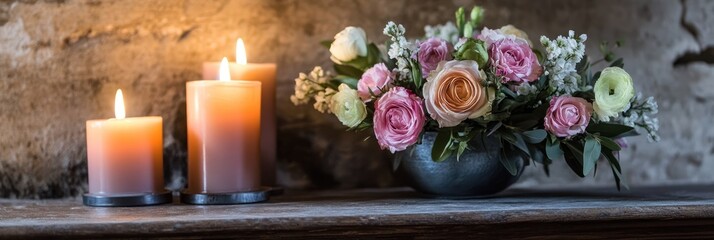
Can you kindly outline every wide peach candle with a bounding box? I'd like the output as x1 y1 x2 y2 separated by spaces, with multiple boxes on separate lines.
86 90 164 196
202 38 277 186
188 58 262 193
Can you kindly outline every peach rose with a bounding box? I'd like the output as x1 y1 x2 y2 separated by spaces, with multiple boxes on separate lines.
423 60 495 127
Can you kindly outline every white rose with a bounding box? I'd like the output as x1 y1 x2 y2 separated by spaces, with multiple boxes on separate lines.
329 27 368 63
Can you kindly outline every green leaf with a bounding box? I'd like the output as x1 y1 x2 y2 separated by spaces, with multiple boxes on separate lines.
333 64 363 79
592 71 602 81
583 136 601 176
610 58 624 68
410 59 423 89
563 142 585 177
334 75 358 89
545 136 564 161
597 136 622 151
499 143 519 176
486 122 503 136
320 40 333 49
602 150 629 191
586 122 638 138
533 49 545 66
431 128 454 162
456 141 469 161
501 86 518 98
576 56 589 73
366 43 381 66
339 44 381 71
522 129 547 144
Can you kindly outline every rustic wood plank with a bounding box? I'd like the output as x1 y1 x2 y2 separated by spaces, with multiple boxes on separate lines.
1 185 714 239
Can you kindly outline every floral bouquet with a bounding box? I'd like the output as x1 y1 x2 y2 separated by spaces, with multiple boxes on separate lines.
291 6 659 190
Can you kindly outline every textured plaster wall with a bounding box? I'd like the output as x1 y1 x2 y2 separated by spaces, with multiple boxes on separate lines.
0 0 712 198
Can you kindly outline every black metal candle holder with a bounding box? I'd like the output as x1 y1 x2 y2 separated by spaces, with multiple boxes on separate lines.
83 191 172 207
179 186 283 205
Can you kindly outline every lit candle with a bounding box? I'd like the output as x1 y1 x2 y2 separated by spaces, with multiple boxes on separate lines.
202 38 277 186
188 58 262 193
85 90 164 196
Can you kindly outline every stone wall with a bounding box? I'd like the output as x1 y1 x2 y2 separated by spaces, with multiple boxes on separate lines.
0 0 712 198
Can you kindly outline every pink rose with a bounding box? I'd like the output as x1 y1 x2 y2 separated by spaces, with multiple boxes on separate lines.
373 87 425 153
489 38 542 84
416 38 453 76
544 96 593 137
357 63 393 101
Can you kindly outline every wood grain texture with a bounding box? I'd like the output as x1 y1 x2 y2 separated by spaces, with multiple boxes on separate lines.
2 185 714 239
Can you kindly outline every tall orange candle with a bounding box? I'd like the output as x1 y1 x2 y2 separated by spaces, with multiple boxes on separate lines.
188 58 262 193
202 39 277 186
86 90 164 196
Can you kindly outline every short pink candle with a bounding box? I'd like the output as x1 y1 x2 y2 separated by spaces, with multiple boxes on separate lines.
86 90 164 196
202 39 277 186
188 58 262 193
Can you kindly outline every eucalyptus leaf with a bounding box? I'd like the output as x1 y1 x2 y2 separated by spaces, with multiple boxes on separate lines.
501 131 530 157
522 129 547 144
583 136 601 176
542 158 551 176
499 144 519 176
528 144 545 164
545 136 564 161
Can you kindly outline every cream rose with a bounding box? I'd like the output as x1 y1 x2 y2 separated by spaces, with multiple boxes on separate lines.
423 60 495 127
593 67 635 121
329 27 368 63
331 84 367 128
499 25 533 46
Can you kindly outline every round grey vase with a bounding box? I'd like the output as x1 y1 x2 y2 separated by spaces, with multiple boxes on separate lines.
394 131 524 198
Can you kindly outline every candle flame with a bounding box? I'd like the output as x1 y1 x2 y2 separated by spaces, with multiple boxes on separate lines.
115 89 125 119
219 57 231 81
236 38 247 65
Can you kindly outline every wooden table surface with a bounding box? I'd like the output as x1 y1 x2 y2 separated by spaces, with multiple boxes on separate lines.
1 185 714 239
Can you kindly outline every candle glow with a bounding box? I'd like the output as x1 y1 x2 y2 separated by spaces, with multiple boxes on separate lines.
219 57 231 81
236 38 247 65
114 89 125 119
